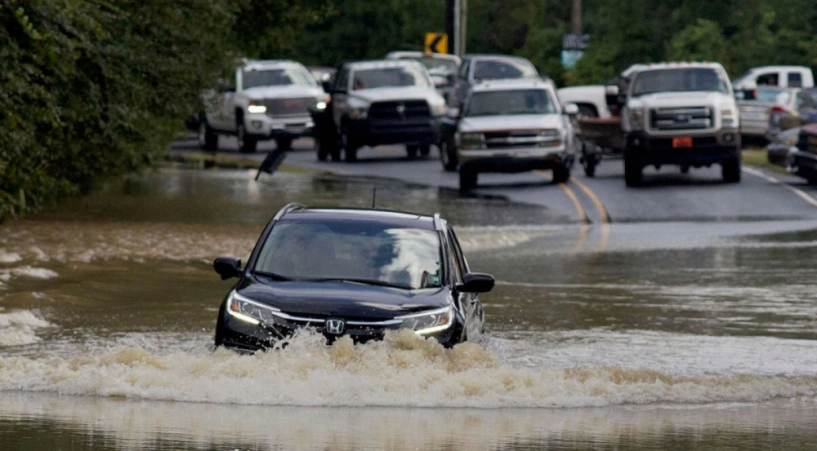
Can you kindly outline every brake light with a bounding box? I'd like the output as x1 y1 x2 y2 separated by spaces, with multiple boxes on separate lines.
770 105 788 114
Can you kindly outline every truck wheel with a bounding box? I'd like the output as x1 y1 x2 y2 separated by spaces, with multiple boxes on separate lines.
553 163 571 184
419 144 431 157
198 117 218 151
459 170 477 191
406 144 419 159
276 138 293 151
722 157 741 183
317 141 329 161
441 140 458 171
237 123 257 153
624 156 643 187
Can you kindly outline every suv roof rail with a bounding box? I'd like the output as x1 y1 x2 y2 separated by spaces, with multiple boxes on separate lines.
433 212 444 231
273 203 306 221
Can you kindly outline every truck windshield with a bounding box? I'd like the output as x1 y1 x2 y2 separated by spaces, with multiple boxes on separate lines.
466 89 557 117
631 68 729 96
352 66 431 90
242 68 314 89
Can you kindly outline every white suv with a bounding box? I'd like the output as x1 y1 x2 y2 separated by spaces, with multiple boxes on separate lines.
439 79 578 190
199 60 328 153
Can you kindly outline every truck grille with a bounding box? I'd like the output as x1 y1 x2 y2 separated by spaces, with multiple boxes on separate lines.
260 97 314 117
483 130 560 149
650 107 712 131
368 101 431 121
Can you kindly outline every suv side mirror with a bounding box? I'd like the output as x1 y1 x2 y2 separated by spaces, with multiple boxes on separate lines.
446 107 461 119
457 272 495 293
321 80 333 93
563 102 579 116
213 257 242 280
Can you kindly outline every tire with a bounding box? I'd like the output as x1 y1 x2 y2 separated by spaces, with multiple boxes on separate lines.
680 165 690 174
406 144 419 159
722 157 741 183
459 169 477 191
237 123 257 153
419 144 431 157
624 155 643 187
581 156 596 177
317 142 328 161
440 140 459 172
198 117 218 151
553 163 571 184
276 138 293 151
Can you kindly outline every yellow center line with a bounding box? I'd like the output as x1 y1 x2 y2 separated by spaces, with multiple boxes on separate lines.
569 178 612 224
534 170 589 225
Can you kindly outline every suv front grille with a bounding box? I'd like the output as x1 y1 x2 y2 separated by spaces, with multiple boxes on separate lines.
483 131 560 149
650 107 712 131
260 97 314 117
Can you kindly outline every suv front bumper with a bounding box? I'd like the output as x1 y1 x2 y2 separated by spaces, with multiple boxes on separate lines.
245 113 315 140
459 146 573 173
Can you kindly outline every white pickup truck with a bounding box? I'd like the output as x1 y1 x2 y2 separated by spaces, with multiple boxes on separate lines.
199 60 328 153
616 62 742 186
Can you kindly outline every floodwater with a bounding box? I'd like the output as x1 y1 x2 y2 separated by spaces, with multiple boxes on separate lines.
2 167 817 450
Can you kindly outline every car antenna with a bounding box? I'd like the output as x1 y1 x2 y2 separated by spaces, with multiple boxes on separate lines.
371 187 376 209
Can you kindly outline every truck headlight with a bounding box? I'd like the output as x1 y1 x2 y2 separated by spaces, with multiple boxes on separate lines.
349 107 368 120
247 101 267 114
459 132 486 149
225 290 280 325
721 108 737 127
429 98 446 117
315 94 330 110
628 108 644 131
396 306 454 335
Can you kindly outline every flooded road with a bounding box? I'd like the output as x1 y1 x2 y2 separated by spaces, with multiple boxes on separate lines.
2 167 817 450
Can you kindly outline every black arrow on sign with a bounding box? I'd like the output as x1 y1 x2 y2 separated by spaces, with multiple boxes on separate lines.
429 34 444 53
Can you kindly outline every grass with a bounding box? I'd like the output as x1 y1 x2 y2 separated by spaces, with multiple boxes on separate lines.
741 147 787 175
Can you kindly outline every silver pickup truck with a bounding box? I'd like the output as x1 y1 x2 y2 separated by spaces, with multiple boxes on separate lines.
199 60 328 153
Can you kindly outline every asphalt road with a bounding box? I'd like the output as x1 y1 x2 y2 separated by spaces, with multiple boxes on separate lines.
172 135 817 226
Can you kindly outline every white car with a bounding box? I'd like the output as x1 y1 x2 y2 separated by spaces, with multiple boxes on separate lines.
618 62 741 186
199 60 328 153
439 79 579 190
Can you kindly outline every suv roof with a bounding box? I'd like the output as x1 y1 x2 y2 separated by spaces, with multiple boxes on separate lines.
386 51 461 64
274 204 439 231
471 78 555 92
624 61 726 76
243 60 306 71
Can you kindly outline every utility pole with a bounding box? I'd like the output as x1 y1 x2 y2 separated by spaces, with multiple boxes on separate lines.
460 0 467 56
445 0 455 54
571 0 582 35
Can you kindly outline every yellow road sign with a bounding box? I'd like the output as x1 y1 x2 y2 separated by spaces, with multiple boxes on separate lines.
424 33 448 54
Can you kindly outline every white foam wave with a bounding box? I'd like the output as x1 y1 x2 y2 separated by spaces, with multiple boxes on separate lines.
0 251 22 263
0 330 814 408
8 266 59 279
0 310 52 346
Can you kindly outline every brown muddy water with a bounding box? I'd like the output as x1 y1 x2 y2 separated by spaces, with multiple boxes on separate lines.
2 167 817 450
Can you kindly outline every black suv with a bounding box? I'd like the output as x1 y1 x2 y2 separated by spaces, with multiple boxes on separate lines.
212 204 494 352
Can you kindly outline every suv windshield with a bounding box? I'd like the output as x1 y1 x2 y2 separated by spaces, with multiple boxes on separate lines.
631 68 729 96
352 66 430 90
407 56 459 77
466 89 557 117
242 67 314 89
255 220 442 289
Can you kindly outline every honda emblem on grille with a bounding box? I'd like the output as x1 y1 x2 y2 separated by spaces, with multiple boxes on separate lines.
325 318 346 335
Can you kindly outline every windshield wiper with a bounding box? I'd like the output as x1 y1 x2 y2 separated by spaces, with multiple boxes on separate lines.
253 270 294 281
306 278 412 289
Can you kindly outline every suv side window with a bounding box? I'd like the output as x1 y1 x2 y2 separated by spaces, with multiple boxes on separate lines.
448 228 469 274
756 72 779 86
458 59 470 81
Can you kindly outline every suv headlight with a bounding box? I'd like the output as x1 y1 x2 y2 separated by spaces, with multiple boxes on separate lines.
315 94 330 111
537 129 562 147
247 100 267 114
225 290 280 325
628 108 644 131
459 132 486 150
396 306 454 335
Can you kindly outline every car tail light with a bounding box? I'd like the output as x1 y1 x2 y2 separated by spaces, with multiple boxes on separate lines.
770 105 788 114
